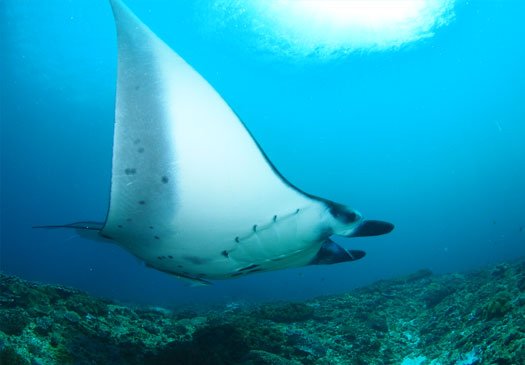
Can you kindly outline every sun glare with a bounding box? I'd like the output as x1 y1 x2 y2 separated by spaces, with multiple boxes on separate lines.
210 0 456 59
279 0 423 27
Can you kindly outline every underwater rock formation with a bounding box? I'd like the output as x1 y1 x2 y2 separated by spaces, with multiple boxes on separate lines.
1 259 524 364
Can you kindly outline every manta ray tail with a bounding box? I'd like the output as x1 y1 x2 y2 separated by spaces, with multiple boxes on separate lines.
33 221 104 230
33 222 111 242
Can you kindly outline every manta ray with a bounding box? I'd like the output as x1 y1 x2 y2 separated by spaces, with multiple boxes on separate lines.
38 0 394 285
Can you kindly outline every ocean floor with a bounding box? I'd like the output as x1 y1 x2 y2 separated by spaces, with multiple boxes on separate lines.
1 259 524 365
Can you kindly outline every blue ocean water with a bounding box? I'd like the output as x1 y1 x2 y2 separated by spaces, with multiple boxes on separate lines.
1 0 524 309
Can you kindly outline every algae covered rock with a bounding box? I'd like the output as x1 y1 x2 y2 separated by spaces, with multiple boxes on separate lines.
1 259 524 364
241 350 302 365
256 302 315 323
483 290 513 320
33 316 53 336
0 346 30 365
0 308 30 336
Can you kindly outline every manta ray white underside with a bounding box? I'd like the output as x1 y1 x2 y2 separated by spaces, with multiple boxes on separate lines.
38 0 394 285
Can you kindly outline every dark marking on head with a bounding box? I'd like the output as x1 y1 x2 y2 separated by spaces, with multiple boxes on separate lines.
235 237 240 243
252 224 257 232
318 226 334 240
231 272 244 277
295 208 300 214
124 168 136 175
273 215 277 222
238 264 259 272
161 176 169 184
327 202 358 224
137 147 145 153
139 200 146 205
248 268 263 273
221 250 229 258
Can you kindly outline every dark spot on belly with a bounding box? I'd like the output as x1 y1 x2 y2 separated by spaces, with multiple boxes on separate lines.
124 168 136 175
273 215 277 222
149 226 154 229
235 237 240 243
177 264 183 268
221 250 229 258
137 147 144 153
117 224 123 228
135 85 140 90
154 235 160 240
138 200 146 205
252 225 257 232
134 139 141 145
126 218 133 222
161 176 169 184
183 256 210 265
168 255 173 259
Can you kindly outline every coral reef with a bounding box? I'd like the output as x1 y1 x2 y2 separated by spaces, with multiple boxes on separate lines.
1 259 524 364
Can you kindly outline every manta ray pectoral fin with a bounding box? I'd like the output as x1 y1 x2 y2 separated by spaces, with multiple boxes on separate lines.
345 220 394 238
309 239 366 265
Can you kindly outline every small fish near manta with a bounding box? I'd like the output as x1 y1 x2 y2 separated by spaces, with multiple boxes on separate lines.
36 0 394 285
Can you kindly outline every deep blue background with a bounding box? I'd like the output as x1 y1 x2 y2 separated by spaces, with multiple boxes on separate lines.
1 0 524 308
